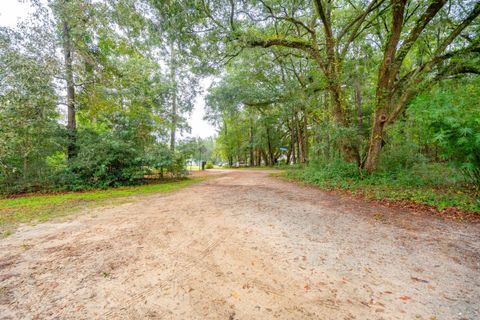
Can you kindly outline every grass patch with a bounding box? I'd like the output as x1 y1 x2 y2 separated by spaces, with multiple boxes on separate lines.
225 166 279 170
284 160 480 214
0 176 205 236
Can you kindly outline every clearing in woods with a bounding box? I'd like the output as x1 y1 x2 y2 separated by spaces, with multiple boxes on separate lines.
0 170 479 319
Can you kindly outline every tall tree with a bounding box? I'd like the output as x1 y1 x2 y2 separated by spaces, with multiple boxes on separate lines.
364 0 480 172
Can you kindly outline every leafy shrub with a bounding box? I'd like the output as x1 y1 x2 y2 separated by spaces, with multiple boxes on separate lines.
286 159 478 213
205 161 214 169
64 128 145 189
378 141 426 172
409 79 480 188
146 145 186 178
291 159 364 189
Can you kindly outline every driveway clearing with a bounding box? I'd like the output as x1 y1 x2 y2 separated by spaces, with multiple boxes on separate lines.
0 170 479 319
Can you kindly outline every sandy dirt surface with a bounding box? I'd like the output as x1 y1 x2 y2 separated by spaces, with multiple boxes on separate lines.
0 170 479 320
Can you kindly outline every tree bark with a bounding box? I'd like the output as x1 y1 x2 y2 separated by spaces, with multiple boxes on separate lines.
296 114 305 166
265 125 274 166
354 69 364 167
354 71 363 136
364 0 406 173
289 118 297 164
303 112 308 162
249 121 254 166
363 0 465 173
63 20 76 160
169 42 177 151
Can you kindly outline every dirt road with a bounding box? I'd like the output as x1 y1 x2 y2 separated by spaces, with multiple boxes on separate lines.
1 170 479 319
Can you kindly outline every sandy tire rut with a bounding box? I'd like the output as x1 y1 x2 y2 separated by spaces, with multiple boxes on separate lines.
0 170 479 319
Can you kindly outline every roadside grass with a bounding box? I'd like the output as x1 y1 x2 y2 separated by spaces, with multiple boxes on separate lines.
223 166 279 170
284 161 480 214
0 176 205 237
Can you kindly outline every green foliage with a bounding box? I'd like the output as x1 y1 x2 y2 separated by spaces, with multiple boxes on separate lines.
378 141 427 172
178 137 220 165
287 160 478 213
408 79 480 187
0 28 63 194
283 76 480 213
0 1 196 195
63 128 145 189
290 159 364 189
286 161 480 213
205 161 214 169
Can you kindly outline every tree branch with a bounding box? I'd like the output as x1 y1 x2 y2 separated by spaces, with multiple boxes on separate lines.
377 0 407 93
337 0 385 43
245 36 316 56
313 0 334 49
392 0 447 70
433 2 480 55
243 98 286 107
391 41 480 99
339 0 386 59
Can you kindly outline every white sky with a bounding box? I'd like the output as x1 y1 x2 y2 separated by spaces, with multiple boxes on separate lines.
186 77 217 139
0 0 217 139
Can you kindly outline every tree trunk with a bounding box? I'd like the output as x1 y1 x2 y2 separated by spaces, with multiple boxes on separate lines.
303 112 308 162
289 118 296 164
354 75 363 136
286 147 291 165
328 80 345 125
364 0 407 172
249 122 254 166
354 73 364 167
261 149 268 166
295 113 305 166
169 42 177 151
265 126 274 166
364 108 387 173
63 20 76 160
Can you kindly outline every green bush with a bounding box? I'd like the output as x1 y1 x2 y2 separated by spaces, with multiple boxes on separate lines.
378 141 426 172
288 159 364 189
63 128 145 190
408 79 480 188
205 161 214 169
286 159 479 213
146 145 186 178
